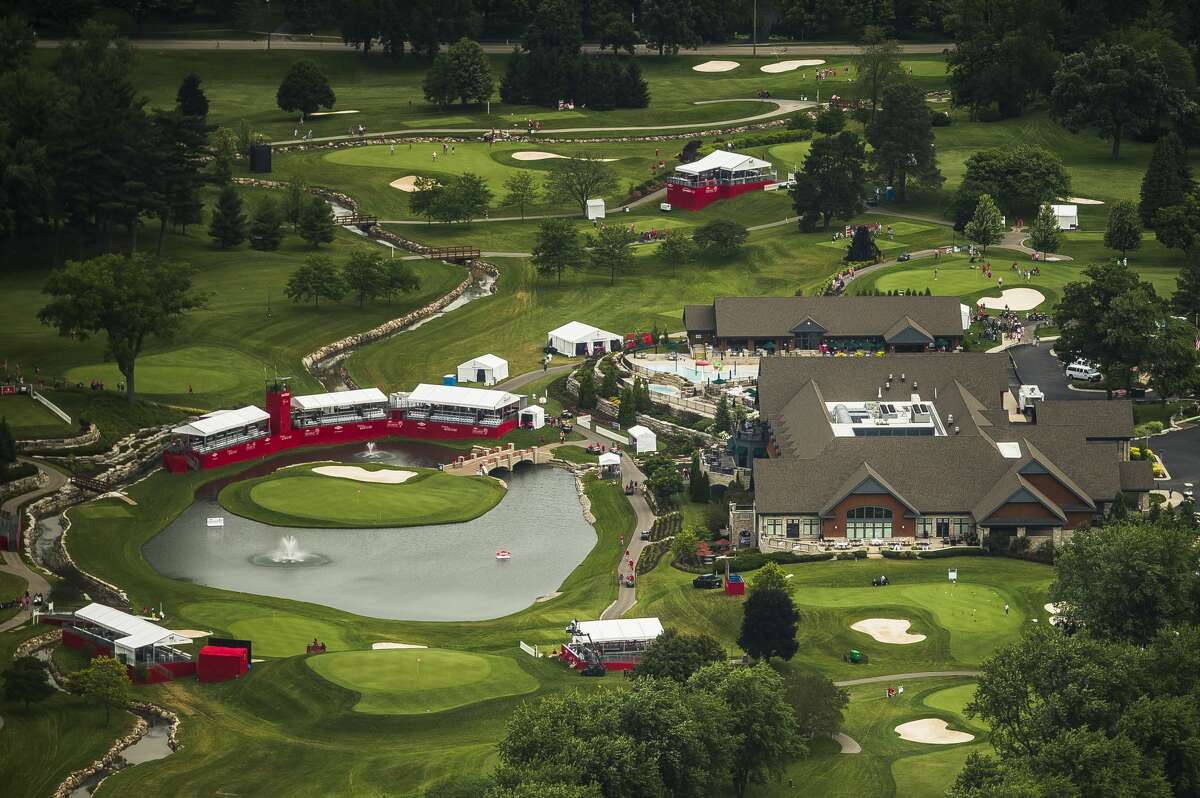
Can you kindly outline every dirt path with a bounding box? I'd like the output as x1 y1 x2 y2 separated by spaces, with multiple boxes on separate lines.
0 458 68 633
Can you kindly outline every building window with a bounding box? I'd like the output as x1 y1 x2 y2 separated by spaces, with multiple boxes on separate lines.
952 518 973 540
801 517 821 537
786 519 800 538
918 517 933 537
846 506 893 539
763 518 784 537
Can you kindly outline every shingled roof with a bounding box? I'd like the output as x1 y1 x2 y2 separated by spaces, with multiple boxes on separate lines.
752 354 1142 520
686 296 966 339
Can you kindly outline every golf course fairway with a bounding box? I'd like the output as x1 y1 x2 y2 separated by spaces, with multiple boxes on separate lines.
306 648 540 714
218 462 505 528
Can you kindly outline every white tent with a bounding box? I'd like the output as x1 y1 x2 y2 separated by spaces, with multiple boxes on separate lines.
598 451 621 467
674 150 773 176
586 198 606 220
628 424 657 453
547 321 623 357
571 617 663 645
456 354 509 386
520 405 545 430
1051 204 1079 230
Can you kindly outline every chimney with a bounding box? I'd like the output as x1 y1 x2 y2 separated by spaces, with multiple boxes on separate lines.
913 380 918 391
900 373 906 382
885 381 891 391
954 425 960 434
947 413 954 424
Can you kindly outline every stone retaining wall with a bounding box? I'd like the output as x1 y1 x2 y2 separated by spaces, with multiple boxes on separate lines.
0 470 46 501
16 424 100 452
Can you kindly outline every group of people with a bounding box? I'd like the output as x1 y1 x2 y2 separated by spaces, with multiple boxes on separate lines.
1011 261 1042 281
292 128 315 140
973 307 1026 343
306 638 328 654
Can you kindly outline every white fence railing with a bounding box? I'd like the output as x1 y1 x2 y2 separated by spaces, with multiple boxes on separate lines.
31 389 71 424
519 641 541 658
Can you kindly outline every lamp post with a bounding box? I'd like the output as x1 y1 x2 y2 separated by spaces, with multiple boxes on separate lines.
752 0 758 57
265 0 271 52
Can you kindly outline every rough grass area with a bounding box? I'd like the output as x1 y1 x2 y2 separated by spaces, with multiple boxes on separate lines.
0 394 71 439
217 462 505 528
553 445 596 464
306 648 540 715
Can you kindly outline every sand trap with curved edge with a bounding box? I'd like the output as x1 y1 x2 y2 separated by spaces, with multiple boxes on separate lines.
170 630 213 639
761 59 826 73
976 288 1046 311
372 642 428 650
308 109 360 117
851 618 926 644
511 151 618 162
312 465 417 484
390 175 422 192
895 718 975 744
693 60 740 73
1065 196 1105 205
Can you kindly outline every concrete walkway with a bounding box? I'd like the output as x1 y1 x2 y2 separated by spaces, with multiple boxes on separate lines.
833 670 981 687
0 458 68 633
999 228 1074 261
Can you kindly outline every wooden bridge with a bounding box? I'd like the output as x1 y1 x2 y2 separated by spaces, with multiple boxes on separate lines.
425 246 481 262
335 214 378 228
441 442 555 477
72 476 116 494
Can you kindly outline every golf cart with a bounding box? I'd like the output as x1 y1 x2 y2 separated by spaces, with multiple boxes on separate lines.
898 252 912 262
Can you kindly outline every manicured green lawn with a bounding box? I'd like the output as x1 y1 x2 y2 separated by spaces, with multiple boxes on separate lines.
553 445 596 464
307 648 540 715
218 462 505 528
0 394 71 439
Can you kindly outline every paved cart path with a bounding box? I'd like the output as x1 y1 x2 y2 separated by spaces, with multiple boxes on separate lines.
833 670 981 687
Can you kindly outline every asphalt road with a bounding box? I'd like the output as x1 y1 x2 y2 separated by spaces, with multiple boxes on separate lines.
1007 344 1101 401
1148 425 1200 490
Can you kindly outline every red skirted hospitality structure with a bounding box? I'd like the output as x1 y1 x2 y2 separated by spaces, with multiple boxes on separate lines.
666 150 776 211
197 645 250 683
559 617 664 672
162 381 526 472
64 603 196 683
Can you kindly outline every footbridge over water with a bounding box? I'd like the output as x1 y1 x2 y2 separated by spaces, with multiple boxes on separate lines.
441 442 555 477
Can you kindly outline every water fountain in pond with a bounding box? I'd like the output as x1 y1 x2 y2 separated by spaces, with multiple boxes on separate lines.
363 442 381 458
249 535 331 567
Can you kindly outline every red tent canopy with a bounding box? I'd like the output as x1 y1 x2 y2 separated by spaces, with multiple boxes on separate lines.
197 645 249 683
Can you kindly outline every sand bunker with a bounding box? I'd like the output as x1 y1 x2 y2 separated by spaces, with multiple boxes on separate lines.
1065 196 1105 205
833 732 862 754
170 630 213 639
390 175 421 192
312 465 417 484
308 109 360 117
976 288 1046 311
693 60 740 73
851 618 926 645
760 59 826 73
895 719 975 744
372 642 428 650
511 151 618 162
535 591 563 603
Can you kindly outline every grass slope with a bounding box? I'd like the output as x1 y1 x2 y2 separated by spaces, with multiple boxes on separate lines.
218 462 505 528
307 648 540 715
0 395 71 439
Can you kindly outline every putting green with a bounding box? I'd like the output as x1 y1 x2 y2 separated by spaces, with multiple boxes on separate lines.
183 601 357 658
306 648 539 715
921 683 980 721
219 462 505 528
63 345 267 398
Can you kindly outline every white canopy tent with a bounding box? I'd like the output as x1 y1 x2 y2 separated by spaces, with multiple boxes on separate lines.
401 384 522 411
628 424 657 453
547 321 623 357
1051 204 1079 230
291 387 388 412
171 406 269 438
74 603 192 665
674 150 773 176
456 354 509 386
598 451 621 467
520 405 545 429
571 617 664 646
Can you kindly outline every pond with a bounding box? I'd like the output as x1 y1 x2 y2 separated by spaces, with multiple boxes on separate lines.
143 443 597 622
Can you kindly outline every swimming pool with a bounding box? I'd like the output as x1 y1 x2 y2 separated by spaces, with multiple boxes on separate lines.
638 359 758 384
648 383 680 396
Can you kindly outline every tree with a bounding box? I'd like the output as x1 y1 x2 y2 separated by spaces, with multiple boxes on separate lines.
814 105 846 136
65 656 132 725
146 109 209 252
617 383 637 427
857 28 904 126
2 655 54 709
692 219 748 257
575 364 596 409
342 250 389 306
248 196 284 251
590 222 636 285
209 126 240 184
208 184 246 249
751 561 794 595
687 451 704 502
282 180 308 231
1173 251 1200 319
713 394 731 433
435 173 492 224
1154 192 1200 254
545 155 616 213
737 586 800 661
421 51 457 109
0 417 16 466
1028 203 1061 254
866 83 942 202
669 525 698 565
532 218 583 283
298 195 336 248
1050 518 1199 643
1050 44 1173 160
175 72 209 118
641 0 700 55
964 194 1004 254
446 38 494 105
502 172 538 220
285 254 345 307
791 132 869 231
844 226 880 262
0 15 37 73
633 628 725 682
1054 261 1165 390
656 234 696 277
340 0 378 54
383 259 421 300
785 671 848 738
952 145 1070 224
597 11 639 55
39 254 205 401
276 59 335 119
1139 132 1194 228
688 663 806 798
1104 200 1142 257
408 177 443 225
1145 317 1200 402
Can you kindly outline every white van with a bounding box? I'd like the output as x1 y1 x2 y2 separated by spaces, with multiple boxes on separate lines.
1065 361 1101 382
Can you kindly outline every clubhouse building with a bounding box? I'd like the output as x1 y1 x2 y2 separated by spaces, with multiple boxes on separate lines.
684 296 967 354
746 354 1153 549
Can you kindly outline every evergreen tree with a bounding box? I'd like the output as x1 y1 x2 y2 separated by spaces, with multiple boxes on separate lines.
248 196 284 251
208 184 246 249
737 587 800 662
599 360 618 397
2 656 55 709
175 72 209 118
297 195 335 248
688 451 702 501
636 377 651 412
965 193 1004 254
617 383 637 427
1172 251 1200 319
576 365 596 409
1104 200 1143 257
1028 203 1061 253
621 61 650 108
0 416 16 466
866 83 943 202
714 395 731 433
1139 132 1194 227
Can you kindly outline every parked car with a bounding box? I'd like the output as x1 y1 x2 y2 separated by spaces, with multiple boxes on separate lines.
1066 361 1102 383
639 529 651 541
692 573 723 589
